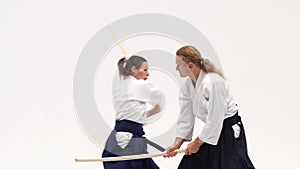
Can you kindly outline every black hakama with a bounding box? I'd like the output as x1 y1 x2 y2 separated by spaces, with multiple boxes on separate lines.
102 120 159 169
178 113 255 169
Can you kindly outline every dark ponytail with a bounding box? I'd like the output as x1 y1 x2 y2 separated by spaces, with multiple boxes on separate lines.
118 57 129 77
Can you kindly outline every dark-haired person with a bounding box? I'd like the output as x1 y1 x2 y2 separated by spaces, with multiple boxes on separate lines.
165 46 255 169
102 55 163 169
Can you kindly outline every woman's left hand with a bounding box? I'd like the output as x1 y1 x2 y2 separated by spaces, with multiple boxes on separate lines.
185 137 204 155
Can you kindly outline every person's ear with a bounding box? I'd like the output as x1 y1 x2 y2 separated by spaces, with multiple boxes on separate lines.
131 66 137 74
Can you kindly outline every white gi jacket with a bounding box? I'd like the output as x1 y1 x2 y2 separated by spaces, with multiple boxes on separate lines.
112 75 164 148
112 75 164 124
176 70 238 145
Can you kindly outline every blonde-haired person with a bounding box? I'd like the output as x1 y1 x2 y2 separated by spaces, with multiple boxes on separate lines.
165 46 255 169
102 55 163 169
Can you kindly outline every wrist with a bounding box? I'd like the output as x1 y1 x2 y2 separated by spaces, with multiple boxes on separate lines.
195 137 204 146
174 138 184 148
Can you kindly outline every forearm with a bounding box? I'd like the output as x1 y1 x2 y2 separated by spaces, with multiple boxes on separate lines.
194 137 204 146
173 137 185 148
146 104 161 117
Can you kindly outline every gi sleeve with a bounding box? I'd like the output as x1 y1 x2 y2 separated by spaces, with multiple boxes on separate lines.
176 80 195 141
128 79 153 102
198 77 227 145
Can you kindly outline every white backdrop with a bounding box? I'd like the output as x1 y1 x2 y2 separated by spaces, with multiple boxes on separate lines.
1 0 300 169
